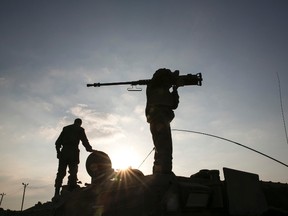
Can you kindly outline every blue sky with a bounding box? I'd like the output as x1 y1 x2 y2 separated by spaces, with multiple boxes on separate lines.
1 0 288 210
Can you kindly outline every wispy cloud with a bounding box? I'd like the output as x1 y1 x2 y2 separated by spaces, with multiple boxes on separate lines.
68 104 124 138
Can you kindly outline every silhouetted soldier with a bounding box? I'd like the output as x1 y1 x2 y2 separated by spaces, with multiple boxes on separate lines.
145 68 179 174
53 118 95 199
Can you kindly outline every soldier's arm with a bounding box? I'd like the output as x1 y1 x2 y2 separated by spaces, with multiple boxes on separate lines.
55 131 63 154
80 128 93 152
171 86 179 109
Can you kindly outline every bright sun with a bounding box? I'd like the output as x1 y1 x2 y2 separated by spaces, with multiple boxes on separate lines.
110 148 140 170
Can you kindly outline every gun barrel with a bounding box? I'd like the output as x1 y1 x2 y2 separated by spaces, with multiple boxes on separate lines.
86 73 203 88
87 79 150 87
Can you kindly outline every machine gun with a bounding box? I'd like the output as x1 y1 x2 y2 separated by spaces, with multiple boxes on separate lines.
87 72 202 91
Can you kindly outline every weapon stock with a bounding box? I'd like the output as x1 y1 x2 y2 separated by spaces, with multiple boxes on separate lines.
87 73 202 90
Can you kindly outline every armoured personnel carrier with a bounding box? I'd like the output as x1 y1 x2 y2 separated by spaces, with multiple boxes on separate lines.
4 150 286 216
54 151 288 216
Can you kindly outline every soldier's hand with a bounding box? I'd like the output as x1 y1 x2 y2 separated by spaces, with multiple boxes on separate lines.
87 148 98 153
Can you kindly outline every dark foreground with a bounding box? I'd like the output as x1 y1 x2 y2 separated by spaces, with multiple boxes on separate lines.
1 167 288 216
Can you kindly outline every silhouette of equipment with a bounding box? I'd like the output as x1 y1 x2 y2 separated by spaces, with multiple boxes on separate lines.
87 72 202 91
86 151 114 183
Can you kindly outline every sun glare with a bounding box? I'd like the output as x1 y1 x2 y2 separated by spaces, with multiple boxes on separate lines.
110 148 140 170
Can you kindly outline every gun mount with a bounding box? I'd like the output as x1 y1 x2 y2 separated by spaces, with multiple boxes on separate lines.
87 72 202 91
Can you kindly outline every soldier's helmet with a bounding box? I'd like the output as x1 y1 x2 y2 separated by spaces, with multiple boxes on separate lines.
152 68 179 87
74 118 82 126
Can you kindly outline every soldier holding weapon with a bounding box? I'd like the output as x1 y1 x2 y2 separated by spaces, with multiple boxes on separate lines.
145 68 180 174
87 69 202 175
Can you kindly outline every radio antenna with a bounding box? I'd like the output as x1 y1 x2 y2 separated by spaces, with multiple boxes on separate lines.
138 147 155 169
172 129 288 168
276 72 288 145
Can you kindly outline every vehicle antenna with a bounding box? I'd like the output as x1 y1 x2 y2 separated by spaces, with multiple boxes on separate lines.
276 72 288 145
172 129 288 168
138 147 155 169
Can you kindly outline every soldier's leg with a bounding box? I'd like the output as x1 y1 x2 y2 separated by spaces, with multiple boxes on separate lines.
54 160 67 196
68 162 78 190
150 120 173 174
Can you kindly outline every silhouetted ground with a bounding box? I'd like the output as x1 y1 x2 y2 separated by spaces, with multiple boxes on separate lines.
0 202 55 216
1 175 288 216
261 181 288 213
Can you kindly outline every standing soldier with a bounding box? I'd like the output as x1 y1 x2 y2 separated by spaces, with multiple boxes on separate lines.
145 68 179 174
53 118 95 199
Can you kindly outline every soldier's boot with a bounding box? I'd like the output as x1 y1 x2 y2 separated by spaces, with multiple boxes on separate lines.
153 165 173 175
52 187 61 202
153 165 162 174
55 186 60 196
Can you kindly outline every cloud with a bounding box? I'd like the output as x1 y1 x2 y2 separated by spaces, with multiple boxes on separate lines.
67 104 124 139
0 77 8 85
38 126 59 141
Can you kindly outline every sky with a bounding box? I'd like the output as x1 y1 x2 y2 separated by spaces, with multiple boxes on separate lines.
1 0 288 211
